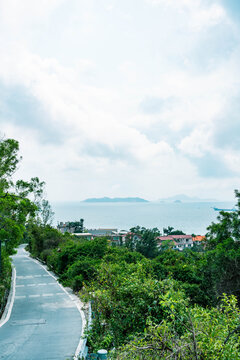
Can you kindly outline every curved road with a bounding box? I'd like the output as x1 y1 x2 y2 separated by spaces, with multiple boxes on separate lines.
0 245 83 360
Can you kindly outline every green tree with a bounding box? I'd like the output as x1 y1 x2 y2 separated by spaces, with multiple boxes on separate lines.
163 226 186 235
0 138 44 270
135 229 159 258
206 189 240 249
128 226 161 258
39 199 54 226
163 226 174 235
204 190 240 303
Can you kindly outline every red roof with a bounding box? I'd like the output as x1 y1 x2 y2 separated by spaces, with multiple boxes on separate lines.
192 236 205 242
157 235 192 241
126 232 142 238
171 235 192 239
156 236 174 241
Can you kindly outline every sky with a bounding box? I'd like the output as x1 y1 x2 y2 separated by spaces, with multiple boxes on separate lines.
0 0 240 202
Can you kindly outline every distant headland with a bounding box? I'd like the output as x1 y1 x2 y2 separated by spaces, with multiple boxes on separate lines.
83 197 149 203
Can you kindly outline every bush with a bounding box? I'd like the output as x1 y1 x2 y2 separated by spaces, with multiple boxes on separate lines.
72 275 84 292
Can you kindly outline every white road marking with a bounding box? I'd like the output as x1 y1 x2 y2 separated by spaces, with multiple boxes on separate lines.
25 283 56 287
11 319 46 326
15 296 26 299
42 294 54 297
56 292 65 295
29 295 40 298
31 257 86 360
16 276 33 279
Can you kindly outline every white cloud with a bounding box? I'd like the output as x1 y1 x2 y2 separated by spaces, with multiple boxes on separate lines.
146 0 201 7
178 127 212 158
0 0 239 201
0 45 174 165
146 0 226 31
225 152 240 174
0 0 65 26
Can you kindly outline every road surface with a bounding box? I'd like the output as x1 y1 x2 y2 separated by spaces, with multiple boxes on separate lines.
0 245 83 360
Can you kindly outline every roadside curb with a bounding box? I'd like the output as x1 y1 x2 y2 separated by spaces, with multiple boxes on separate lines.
0 265 16 328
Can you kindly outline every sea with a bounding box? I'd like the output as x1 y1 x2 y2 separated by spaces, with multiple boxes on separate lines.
51 201 235 236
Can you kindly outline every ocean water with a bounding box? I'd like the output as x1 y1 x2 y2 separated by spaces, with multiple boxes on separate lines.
51 201 235 235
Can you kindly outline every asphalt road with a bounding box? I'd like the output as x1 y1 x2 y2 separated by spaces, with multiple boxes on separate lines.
0 245 83 360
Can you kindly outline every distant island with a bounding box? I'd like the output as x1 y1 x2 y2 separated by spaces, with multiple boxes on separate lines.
83 197 149 203
159 194 217 203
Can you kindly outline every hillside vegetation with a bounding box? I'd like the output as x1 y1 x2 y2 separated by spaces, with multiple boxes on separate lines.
27 192 240 359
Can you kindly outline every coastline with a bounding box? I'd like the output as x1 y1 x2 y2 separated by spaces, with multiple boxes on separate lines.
51 201 235 235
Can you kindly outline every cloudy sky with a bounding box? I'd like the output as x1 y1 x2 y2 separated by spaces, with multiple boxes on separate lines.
0 0 240 201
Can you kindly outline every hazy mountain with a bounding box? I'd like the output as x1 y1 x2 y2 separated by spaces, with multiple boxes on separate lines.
83 197 149 203
159 194 217 203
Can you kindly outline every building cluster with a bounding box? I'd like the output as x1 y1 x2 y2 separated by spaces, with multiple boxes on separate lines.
57 223 205 250
57 221 84 234
57 224 129 241
157 235 205 251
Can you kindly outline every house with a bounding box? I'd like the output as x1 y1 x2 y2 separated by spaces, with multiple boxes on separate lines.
110 230 128 245
110 231 142 246
123 232 142 246
86 228 118 237
156 235 193 251
156 236 176 249
57 221 84 234
57 222 72 233
72 233 93 240
192 236 205 246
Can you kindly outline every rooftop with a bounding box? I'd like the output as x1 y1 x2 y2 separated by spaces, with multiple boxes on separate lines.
192 236 205 242
157 235 192 241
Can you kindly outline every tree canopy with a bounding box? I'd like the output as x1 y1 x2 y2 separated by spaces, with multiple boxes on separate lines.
0 138 46 260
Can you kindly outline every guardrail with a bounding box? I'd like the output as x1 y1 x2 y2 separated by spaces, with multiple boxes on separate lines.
78 302 108 359
78 301 92 359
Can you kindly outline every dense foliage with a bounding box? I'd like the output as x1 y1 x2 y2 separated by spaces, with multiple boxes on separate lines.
26 192 240 359
0 247 11 317
116 294 240 359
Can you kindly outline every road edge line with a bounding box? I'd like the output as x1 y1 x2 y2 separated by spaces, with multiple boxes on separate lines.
29 255 86 360
0 265 16 328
